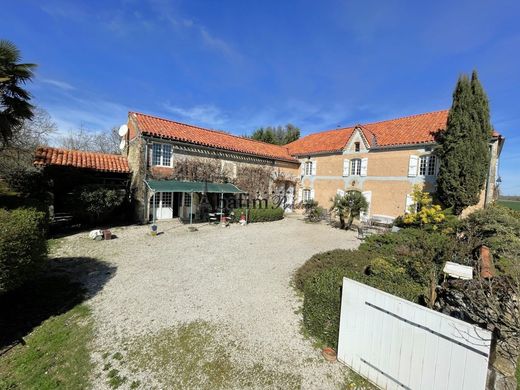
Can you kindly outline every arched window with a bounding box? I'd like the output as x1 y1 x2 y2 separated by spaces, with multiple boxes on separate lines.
350 158 361 175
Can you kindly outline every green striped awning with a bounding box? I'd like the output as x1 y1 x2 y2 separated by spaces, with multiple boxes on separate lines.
146 180 245 193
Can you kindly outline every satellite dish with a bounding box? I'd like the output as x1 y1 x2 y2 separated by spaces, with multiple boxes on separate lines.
118 124 128 137
119 139 126 150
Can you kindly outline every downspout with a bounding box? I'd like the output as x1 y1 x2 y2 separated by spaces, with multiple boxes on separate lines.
143 138 153 223
143 179 155 224
484 144 493 207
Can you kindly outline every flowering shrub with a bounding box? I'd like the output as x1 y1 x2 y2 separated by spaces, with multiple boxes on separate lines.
402 185 446 228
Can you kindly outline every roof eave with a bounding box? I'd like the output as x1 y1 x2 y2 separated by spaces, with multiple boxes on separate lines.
141 132 298 164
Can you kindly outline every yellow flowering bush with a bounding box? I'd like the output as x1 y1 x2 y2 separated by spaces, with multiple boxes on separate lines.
402 185 446 228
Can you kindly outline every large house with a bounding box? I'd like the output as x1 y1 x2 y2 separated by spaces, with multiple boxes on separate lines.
35 109 503 223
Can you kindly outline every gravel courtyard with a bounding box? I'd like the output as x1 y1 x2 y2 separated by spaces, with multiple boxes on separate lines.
53 215 360 389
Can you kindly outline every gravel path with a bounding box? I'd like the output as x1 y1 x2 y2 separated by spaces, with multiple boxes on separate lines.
54 215 360 389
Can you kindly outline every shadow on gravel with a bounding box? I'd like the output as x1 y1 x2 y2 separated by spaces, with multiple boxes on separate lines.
0 257 116 350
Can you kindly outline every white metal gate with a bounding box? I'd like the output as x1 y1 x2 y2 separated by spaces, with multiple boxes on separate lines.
337 278 492 390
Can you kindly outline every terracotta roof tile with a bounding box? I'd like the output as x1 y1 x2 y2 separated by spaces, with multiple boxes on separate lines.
131 112 297 162
286 110 501 155
34 147 130 173
286 126 356 155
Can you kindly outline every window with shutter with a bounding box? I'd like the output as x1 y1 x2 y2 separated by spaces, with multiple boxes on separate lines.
343 159 350 176
311 161 317 176
303 189 311 202
304 161 313 176
405 194 415 214
350 159 361 175
408 155 419 177
360 158 368 176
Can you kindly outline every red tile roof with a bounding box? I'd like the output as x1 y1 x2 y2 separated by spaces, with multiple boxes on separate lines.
286 110 501 155
131 112 297 163
362 110 449 147
286 126 356 155
34 147 130 173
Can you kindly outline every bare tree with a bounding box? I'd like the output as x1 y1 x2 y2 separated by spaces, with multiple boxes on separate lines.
59 126 120 154
0 106 56 171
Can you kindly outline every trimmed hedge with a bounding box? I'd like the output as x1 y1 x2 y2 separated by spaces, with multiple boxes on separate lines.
0 208 48 293
299 249 424 349
232 206 284 223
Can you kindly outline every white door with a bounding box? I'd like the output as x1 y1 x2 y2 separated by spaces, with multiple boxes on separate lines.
150 192 174 220
159 192 173 219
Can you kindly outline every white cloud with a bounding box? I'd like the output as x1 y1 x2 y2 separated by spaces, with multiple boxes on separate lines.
163 103 229 129
40 78 76 91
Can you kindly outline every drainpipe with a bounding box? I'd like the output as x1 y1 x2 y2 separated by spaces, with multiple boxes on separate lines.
190 191 193 225
484 144 493 207
143 180 155 224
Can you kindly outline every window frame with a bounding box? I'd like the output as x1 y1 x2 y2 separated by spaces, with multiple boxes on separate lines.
419 155 437 176
151 142 173 167
350 158 361 176
304 161 313 176
183 192 192 207
302 189 311 202
354 142 360 152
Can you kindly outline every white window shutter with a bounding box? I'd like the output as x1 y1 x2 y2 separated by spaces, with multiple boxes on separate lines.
408 155 419 177
360 158 368 176
311 161 317 176
298 188 303 202
300 162 305 176
343 159 350 176
405 194 414 214
361 190 372 220
310 189 315 199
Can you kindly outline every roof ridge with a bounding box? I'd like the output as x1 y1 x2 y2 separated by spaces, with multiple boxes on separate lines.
37 146 126 158
130 111 291 151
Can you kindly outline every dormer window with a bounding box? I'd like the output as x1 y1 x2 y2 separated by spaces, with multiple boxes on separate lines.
355 142 360 152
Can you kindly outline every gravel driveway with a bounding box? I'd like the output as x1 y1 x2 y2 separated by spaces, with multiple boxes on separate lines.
54 215 360 389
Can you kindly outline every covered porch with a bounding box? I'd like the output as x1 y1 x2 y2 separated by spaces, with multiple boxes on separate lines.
145 180 245 223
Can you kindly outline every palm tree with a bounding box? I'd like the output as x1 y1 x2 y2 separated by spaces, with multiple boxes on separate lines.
0 40 36 147
330 191 368 229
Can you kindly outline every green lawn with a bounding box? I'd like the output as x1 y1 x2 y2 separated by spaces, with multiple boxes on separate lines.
0 304 93 390
497 200 520 211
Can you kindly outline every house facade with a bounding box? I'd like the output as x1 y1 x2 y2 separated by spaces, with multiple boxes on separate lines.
124 112 300 223
286 110 503 219
120 109 503 223
35 109 503 224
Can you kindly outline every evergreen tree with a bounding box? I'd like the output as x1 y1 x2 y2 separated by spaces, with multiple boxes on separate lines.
250 124 300 145
436 73 492 214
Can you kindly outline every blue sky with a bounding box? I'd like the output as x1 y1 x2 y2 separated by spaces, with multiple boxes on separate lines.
2 0 519 194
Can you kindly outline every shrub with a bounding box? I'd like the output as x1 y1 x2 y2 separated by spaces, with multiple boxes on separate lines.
72 185 126 224
232 206 283 223
0 208 48 293
298 248 423 349
294 249 371 291
303 200 326 223
401 185 446 229
462 204 520 277
330 191 368 229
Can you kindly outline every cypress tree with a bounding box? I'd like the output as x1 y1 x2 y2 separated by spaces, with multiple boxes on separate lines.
436 73 492 214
